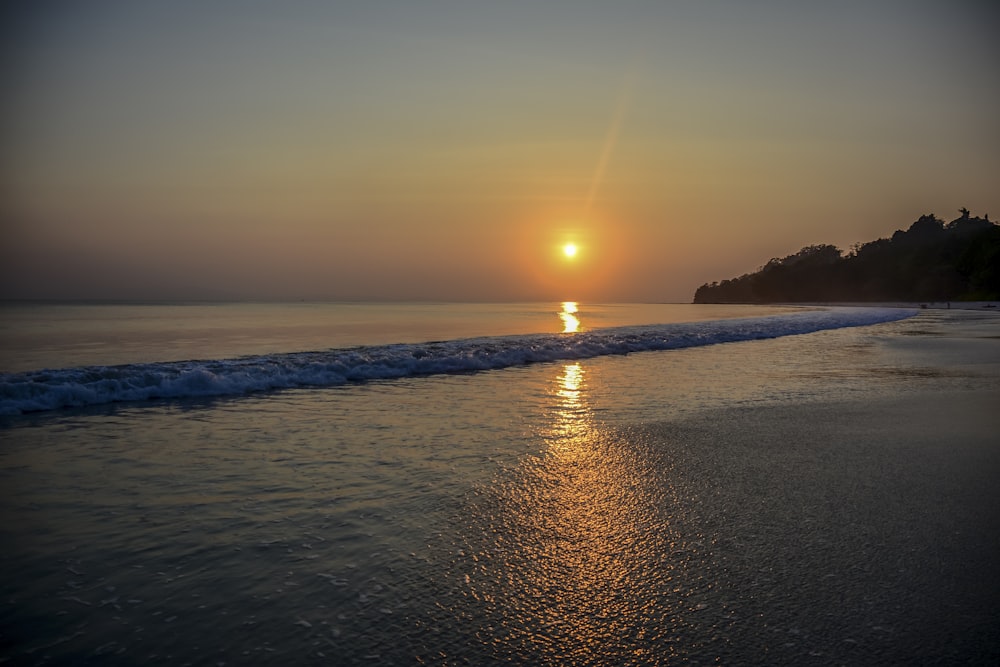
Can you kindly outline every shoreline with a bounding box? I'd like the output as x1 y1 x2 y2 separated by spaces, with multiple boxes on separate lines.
1 306 996 664
782 300 1000 312
629 308 1000 664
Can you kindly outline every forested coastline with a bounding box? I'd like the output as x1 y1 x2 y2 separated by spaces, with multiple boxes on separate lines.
693 210 1000 303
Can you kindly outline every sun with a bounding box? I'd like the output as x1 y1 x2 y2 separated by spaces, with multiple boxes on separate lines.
562 243 578 259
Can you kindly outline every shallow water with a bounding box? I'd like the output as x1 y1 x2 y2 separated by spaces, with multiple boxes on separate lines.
1 309 998 664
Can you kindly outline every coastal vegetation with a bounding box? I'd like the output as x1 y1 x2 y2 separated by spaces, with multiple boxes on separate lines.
694 210 1000 303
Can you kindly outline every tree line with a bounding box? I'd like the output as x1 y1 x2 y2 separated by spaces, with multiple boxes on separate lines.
693 210 1000 303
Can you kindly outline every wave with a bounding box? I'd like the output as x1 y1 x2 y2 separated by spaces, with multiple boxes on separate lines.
0 308 915 415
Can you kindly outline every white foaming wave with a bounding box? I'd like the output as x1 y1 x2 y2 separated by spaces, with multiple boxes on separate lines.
0 308 915 415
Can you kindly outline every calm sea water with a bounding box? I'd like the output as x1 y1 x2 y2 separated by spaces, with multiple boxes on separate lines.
1 303 998 665
0 302 800 373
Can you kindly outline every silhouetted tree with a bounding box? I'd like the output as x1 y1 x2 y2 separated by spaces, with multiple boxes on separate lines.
693 212 999 303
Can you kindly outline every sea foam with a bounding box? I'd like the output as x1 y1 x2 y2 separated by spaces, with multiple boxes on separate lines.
0 308 915 415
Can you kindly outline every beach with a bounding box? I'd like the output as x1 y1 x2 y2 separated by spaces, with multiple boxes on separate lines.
0 305 997 665
630 388 1000 664
443 308 1000 665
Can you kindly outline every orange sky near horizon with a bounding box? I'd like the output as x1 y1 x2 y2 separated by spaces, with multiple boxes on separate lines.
2 1 998 303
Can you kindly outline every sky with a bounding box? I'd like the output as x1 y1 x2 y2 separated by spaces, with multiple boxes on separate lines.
2 0 998 303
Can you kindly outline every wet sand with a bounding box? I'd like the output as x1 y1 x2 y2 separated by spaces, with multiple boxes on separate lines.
636 311 1000 664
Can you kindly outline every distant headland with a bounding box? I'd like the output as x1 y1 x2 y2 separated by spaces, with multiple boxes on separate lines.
694 210 999 304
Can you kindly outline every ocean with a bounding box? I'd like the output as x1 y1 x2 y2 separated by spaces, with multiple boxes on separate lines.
2 302 998 665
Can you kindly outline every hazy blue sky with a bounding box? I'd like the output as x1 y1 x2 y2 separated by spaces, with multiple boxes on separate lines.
2 1 998 302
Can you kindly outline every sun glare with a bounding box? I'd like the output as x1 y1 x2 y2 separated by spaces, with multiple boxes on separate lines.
562 243 578 258
559 301 580 333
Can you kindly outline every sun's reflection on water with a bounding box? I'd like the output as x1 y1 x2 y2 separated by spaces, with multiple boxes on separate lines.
550 362 587 445
559 301 581 333
458 361 706 663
